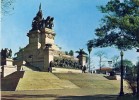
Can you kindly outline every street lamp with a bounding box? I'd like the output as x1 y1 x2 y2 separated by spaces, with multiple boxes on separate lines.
119 50 124 96
118 33 125 96
137 49 139 97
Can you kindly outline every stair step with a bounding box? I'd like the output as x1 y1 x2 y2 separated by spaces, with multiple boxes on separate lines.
16 71 79 90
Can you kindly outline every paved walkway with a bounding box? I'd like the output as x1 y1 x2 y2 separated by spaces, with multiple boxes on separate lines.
2 89 118 100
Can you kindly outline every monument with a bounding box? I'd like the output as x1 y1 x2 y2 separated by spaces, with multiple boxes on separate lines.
15 4 87 72
1 48 17 77
1 48 13 66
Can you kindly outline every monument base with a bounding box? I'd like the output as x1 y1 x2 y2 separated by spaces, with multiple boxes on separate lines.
1 58 13 66
1 65 17 77
5 58 13 66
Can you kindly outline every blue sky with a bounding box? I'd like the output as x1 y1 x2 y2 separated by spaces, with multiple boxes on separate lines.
1 0 139 68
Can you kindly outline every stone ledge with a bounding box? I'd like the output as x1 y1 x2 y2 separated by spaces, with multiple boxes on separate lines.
52 67 82 73
41 28 55 35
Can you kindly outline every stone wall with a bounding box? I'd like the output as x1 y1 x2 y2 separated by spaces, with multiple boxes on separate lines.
1 65 17 77
52 67 82 73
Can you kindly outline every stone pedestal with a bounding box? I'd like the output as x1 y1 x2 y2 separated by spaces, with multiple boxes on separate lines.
1 65 17 77
78 54 87 66
27 30 41 49
41 28 55 48
6 58 13 66
43 48 54 71
1 58 13 66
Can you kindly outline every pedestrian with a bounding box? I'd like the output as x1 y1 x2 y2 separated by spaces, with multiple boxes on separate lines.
83 65 86 73
49 61 53 72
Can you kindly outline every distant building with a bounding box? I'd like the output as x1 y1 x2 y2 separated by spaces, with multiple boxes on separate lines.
95 67 112 74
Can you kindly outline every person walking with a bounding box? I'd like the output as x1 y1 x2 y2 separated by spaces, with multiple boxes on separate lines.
49 61 53 73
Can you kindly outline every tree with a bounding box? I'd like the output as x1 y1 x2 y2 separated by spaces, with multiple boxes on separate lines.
87 41 93 55
126 65 137 95
114 59 136 95
87 41 93 72
69 50 74 56
75 49 88 55
88 0 139 50
1 0 15 16
95 51 106 72
114 59 134 72
87 0 139 96
111 55 119 68
65 51 69 55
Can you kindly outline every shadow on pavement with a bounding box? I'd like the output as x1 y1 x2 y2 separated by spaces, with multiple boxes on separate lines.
2 94 58 100
2 93 138 100
55 95 117 100
2 94 118 100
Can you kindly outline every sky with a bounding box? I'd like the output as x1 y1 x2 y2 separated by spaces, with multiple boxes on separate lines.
1 0 139 69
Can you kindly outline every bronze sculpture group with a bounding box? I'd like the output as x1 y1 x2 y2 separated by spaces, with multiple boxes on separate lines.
53 58 82 69
1 48 12 59
1 48 12 65
31 5 54 31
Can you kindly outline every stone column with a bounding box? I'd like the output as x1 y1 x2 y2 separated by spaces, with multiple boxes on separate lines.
43 46 54 71
40 28 55 48
78 54 87 66
27 30 41 49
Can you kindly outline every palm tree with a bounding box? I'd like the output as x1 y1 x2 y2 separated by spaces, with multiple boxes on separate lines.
76 49 87 56
87 41 93 72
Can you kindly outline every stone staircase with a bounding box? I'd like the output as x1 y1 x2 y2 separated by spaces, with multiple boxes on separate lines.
1 71 130 93
16 71 79 90
54 73 129 93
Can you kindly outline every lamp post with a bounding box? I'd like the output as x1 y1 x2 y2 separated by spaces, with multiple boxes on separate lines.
119 50 124 96
137 49 139 97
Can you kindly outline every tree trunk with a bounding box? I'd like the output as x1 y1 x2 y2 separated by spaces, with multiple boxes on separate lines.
100 56 102 73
